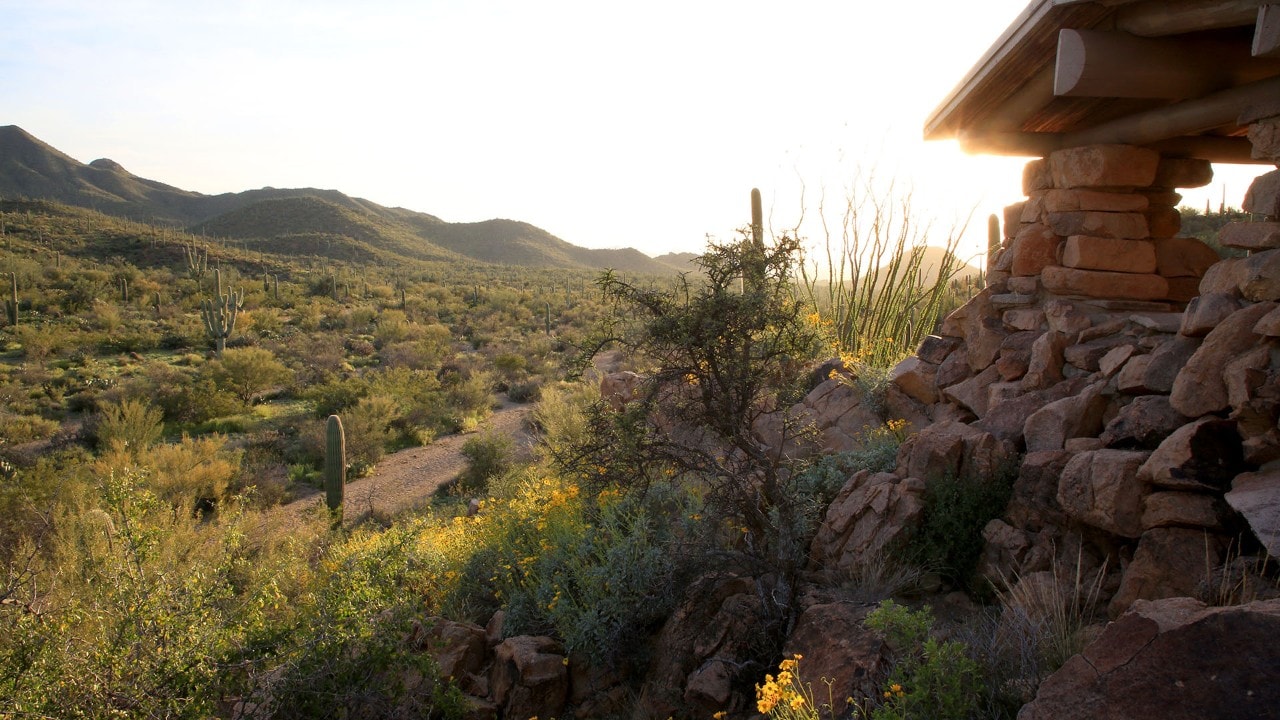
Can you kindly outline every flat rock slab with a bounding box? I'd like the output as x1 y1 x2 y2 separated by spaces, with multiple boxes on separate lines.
1225 470 1280 557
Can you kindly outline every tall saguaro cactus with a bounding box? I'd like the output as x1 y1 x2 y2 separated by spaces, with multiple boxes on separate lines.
200 278 243 358
325 414 346 524
5 272 17 326
184 241 208 280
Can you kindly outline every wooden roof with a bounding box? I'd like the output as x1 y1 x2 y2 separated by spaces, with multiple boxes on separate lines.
924 0 1280 162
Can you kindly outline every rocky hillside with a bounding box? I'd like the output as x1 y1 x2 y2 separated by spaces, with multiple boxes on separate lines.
0 124 687 273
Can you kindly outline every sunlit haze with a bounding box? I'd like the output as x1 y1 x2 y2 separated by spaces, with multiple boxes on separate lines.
0 0 1260 262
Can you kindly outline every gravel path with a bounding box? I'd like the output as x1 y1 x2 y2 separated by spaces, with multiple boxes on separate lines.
277 398 536 527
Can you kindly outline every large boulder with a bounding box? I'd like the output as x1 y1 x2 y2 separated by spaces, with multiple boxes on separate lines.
809 470 925 577
782 602 888 707
1057 449 1151 538
1110 529 1228 615
1020 597 1280 720
896 421 1016 483
489 636 568 720
1137 418 1247 492
1225 469 1280 556
1169 301 1277 417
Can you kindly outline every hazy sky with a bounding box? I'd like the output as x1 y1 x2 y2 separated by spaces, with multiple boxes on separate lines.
0 0 1259 259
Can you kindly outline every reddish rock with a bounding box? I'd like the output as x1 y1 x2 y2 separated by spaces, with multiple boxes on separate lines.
1003 308 1045 331
1043 188 1149 212
1109 529 1229 615
1249 117 1280 160
1021 597 1280 720
1099 395 1190 449
976 376 1092 443
1144 206 1182 239
1225 470 1280 557
1169 301 1276 417
412 618 490 697
1138 417 1246 492
1164 276 1202 303
1042 266 1168 301
1062 235 1156 273
1047 211 1149 240
1153 156 1214 189
1024 381 1109 453
1098 344 1135 376
1254 305 1280 336
1048 144 1160 189
1154 236 1221 278
1243 168 1280 216
940 288 1008 371
1178 293 1243 337
1219 221 1280 251
1224 344 1271 409
490 636 568 720
782 603 888 706
916 334 961 364
897 420 1015 483
1056 448 1150 538
1044 299 1093 336
1010 224 1062 276
935 342 974 387
599 371 646 411
809 471 926 577
1006 449 1074 532
1064 334 1133 372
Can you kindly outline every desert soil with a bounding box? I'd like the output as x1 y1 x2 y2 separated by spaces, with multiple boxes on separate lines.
278 398 536 527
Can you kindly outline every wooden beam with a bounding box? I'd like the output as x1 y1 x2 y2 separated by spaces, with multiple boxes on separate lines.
1063 74 1280 146
1145 136 1268 163
1056 29 1236 98
986 65 1057 131
956 129 1063 157
1115 0 1264 37
1256 4 1280 57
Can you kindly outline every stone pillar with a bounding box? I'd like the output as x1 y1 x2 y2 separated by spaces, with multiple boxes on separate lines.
1218 105 1280 252
988 144 1216 311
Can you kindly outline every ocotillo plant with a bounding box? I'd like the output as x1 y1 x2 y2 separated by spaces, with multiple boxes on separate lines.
325 415 346 525
200 283 243 358
5 272 17 326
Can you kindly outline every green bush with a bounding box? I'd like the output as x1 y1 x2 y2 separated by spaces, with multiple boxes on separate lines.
458 431 514 494
93 397 164 453
907 467 1016 589
208 346 293 404
865 600 986 720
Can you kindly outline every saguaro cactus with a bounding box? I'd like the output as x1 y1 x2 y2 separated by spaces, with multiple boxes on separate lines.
325 415 346 524
544 301 552 335
5 272 17 326
184 242 208 280
987 213 1001 257
200 281 243 358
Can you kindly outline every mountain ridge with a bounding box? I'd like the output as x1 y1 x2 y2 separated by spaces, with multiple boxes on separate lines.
0 124 689 274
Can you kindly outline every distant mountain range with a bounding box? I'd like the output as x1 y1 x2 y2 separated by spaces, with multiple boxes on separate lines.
0 125 699 273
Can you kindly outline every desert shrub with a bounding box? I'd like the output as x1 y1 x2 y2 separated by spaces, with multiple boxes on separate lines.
141 434 241 514
339 394 400 474
304 374 371 417
865 600 986 720
443 369 494 432
457 432 514 494
207 346 294 404
93 397 164 453
157 374 245 425
907 465 1017 590
506 378 542 403
0 411 59 445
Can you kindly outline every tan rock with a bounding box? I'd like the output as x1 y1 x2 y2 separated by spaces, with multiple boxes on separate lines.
1254 305 1280 336
1044 299 1093 336
599 370 646 411
1098 344 1135 376
1023 158 1052 195
1249 116 1280 160
1109 529 1228 616
1239 250 1280 301
1243 169 1280 217
809 470 926 574
1153 236 1221 278
1047 211 1149 240
1100 395 1190 449
1224 344 1271 409
935 347 973 388
916 334 961 364
1062 235 1157 273
976 376 1091 443
1178 292 1243 337
1140 335 1200 393
1064 335 1134 372
1008 275 1039 294
1020 194 1045 224
940 288 1008 371
1024 381 1109 452
1142 491 1225 531
782 604 887 707
1057 448 1151 537
1169 301 1277 416
1198 256 1246 296
1003 308 1045 331
412 618 490 697
1138 417 1247 492
889 356 939 405
1049 144 1160 189
1021 330 1069 390
491 636 568 720
1006 450 1074 531
1153 157 1214 189
1219 221 1280 250
897 420 1015 483
1004 202 1027 239
1043 188 1149 212
1225 470 1280 556
1115 353 1154 394
942 365 1001 417
1043 266 1169 301
1141 189 1182 208
1010 223 1061 277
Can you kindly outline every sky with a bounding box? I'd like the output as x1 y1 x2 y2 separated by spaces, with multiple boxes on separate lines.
0 0 1262 262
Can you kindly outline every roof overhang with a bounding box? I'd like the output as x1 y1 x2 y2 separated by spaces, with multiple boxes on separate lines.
925 0 1280 162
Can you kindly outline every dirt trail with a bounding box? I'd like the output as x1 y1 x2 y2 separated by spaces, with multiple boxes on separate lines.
277 399 535 526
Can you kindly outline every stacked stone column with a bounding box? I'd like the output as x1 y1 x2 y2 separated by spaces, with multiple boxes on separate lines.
990 144 1218 310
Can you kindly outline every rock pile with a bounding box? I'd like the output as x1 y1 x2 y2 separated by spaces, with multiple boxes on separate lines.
871 144 1280 616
